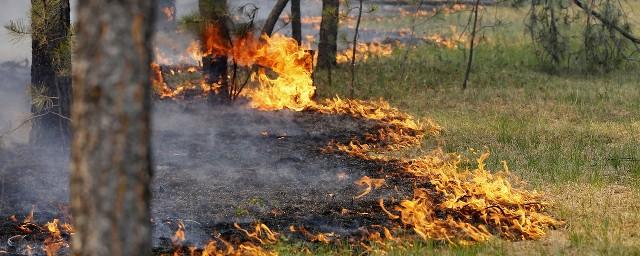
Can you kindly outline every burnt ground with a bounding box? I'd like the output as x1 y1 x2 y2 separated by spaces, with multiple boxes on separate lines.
0 98 417 255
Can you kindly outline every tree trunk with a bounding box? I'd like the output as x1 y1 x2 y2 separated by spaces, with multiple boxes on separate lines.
317 0 339 69
261 0 289 37
71 0 154 255
29 0 72 148
291 0 302 44
199 0 231 104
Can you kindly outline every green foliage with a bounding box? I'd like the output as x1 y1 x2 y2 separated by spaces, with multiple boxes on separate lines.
28 84 53 113
527 0 638 72
4 19 31 43
581 0 630 71
527 0 572 67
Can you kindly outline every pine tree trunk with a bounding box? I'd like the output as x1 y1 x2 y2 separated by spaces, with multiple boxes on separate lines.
291 0 302 44
199 0 231 105
71 0 154 255
29 0 72 148
317 0 339 69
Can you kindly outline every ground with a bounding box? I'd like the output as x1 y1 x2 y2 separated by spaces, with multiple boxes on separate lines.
295 3 640 254
0 2 639 255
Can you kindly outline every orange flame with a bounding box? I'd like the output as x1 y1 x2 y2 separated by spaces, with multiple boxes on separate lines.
354 176 385 199
198 25 315 111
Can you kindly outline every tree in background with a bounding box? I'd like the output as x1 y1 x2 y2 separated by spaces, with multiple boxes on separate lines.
317 0 339 69
261 0 289 36
7 0 73 148
528 0 640 72
71 0 154 254
291 0 302 45
199 0 232 105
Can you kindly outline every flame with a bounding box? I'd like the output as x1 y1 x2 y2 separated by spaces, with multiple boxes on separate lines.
43 219 65 256
167 222 277 256
147 20 560 247
354 176 385 199
324 106 562 244
336 42 395 64
198 25 315 111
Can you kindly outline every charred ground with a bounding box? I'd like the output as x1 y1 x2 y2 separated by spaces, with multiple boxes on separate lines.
0 93 419 254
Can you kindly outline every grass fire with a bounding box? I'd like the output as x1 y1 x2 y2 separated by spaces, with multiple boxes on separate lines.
1 0 639 255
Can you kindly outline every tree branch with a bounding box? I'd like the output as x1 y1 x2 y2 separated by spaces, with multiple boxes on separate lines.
261 0 290 36
573 0 640 44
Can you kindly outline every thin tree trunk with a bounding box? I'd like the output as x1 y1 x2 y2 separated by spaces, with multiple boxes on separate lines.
349 0 363 97
462 0 480 90
261 0 290 36
317 0 339 69
199 0 231 104
29 0 72 148
72 0 155 255
291 0 302 44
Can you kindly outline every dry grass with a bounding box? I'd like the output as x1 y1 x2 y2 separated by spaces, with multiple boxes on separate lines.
282 2 640 255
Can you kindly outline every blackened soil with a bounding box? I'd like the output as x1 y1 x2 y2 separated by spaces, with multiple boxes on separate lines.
0 100 416 254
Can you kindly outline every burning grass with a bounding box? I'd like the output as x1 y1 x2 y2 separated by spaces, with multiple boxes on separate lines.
147 23 562 253
0 9 568 255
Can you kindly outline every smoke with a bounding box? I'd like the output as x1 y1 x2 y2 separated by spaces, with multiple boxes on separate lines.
0 1 405 250
149 101 384 246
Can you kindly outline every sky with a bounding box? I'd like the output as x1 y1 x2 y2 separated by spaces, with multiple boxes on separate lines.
0 0 31 62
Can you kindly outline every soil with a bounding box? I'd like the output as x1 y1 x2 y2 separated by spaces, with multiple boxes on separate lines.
0 99 418 255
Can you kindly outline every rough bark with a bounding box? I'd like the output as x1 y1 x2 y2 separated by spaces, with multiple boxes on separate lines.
291 0 302 44
261 0 290 36
29 0 72 148
199 0 231 104
317 0 339 69
71 0 154 255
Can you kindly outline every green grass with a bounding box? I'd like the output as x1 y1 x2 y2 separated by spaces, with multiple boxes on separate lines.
290 3 640 255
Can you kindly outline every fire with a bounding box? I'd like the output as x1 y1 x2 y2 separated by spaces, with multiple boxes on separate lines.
147 18 560 248
336 42 395 64
323 104 562 244
354 176 385 199
167 222 278 256
424 26 467 49
44 219 65 256
198 25 315 111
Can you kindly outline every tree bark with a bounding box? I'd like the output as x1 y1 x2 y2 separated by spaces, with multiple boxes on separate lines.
291 0 302 45
317 0 339 69
71 0 155 255
261 0 290 37
199 0 231 104
29 0 72 148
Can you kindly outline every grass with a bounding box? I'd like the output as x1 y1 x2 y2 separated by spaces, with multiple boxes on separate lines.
284 3 640 255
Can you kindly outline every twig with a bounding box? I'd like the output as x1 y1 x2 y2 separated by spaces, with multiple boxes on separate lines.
573 0 640 44
349 0 364 98
462 0 481 90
